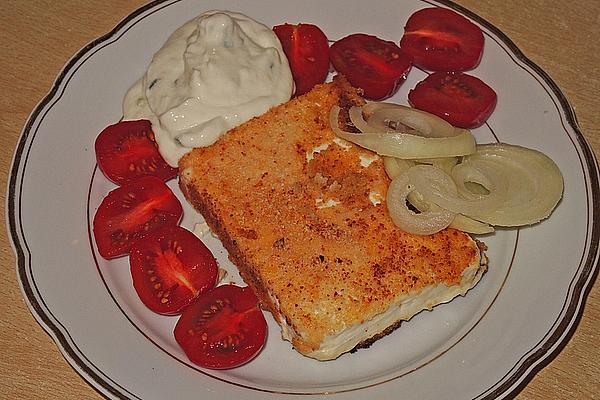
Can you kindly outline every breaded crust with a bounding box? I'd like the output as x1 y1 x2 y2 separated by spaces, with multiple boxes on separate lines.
179 76 484 360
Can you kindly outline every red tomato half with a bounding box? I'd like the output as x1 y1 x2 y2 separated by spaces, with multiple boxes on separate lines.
273 23 330 96
408 71 497 128
330 33 412 100
400 7 484 71
95 119 177 185
174 284 267 369
130 226 218 315
93 176 183 259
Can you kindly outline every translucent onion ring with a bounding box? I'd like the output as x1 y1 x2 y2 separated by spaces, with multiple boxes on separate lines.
329 105 476 159
449 214 494 234
401 184 494 235
362 102 457 138
386 172 455 235
383 156 415 179
407 164 508 215
459 144 564 226
330 102 563 235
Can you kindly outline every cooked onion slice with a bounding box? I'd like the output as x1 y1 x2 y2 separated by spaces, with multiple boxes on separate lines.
449 214 494 234
330 105 476 159
407 144 563 228
387 172 455 235
362 102 457 138
331 102 563 234
392 174 494 234
407 164 508 215
348 105 373 133
383 156 458 180
418 157 459 175
383 156 415 179
459 144 564 226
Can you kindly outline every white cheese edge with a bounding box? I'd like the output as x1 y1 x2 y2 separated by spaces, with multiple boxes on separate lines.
275 250 487 361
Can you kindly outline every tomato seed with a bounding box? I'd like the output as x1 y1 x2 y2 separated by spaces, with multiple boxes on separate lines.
221 333 243 350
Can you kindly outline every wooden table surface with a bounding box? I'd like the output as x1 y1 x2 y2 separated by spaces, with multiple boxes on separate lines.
1 1 598 398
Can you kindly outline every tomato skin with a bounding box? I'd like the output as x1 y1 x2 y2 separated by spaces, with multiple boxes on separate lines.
330 33 412 100
93 176 183 259
174 284 267 369
273 23 330 96
95 119 177 185
408 71 497 128
129 226 218 315
400 7 484 72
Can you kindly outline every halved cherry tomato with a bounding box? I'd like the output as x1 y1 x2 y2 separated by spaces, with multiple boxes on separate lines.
400 7 484 72
95 119 177 185
174 284 267 369
273 23 330 96
408 71 497 128
129 225 218 315
93 176 183 259
330 33 412 100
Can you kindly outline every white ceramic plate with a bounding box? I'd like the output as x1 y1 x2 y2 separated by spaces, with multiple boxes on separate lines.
8 0 599 399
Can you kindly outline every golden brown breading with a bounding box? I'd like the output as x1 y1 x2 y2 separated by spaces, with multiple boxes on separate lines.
179 76 485 360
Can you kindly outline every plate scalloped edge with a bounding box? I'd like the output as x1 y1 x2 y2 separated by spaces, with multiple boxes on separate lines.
7 0 600 399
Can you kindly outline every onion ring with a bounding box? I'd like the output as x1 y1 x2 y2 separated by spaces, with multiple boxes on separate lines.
386 172 455 235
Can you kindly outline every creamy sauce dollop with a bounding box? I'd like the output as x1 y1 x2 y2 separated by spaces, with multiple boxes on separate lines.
123 10 293 166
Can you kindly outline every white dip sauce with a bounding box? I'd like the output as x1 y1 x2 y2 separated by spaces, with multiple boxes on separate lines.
123 10 293 166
